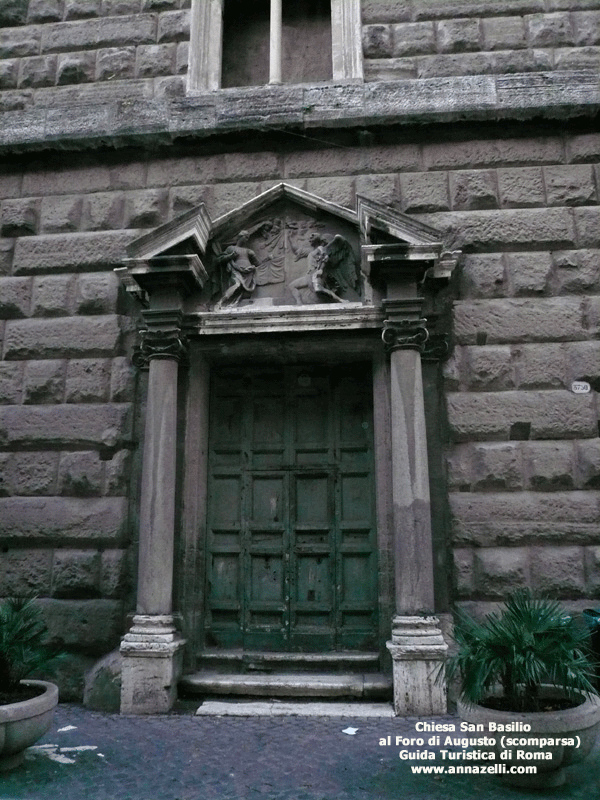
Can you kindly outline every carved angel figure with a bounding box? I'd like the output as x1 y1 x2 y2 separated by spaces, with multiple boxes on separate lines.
214 230 259 309
289 232 360 305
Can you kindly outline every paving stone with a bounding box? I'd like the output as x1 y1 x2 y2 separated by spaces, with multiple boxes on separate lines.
530 545 585 595
9 451 59 495
65 359 111 403
0 496 128 545
4 315 122 359
474 547 530 596
0 403 132 448
52 548 101 596
1 197 40 237
23 359 66 404
0 549 53 596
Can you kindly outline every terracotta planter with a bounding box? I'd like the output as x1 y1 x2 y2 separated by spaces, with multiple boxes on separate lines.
0 681 59 771
458 687 600 788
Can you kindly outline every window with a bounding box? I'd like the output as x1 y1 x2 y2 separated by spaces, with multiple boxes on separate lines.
188 0 362 92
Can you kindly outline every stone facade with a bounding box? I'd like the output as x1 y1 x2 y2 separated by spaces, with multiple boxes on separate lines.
0 0 599 711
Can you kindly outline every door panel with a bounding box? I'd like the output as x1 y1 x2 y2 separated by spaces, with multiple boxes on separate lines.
205 364 377 651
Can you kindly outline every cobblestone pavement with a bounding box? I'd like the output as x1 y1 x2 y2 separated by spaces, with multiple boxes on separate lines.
2 702 600 800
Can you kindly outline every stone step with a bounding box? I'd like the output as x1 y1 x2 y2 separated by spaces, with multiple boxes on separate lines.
180 671 392 699
194 649 381 674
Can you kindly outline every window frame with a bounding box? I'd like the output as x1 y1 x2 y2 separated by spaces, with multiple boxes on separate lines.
187 0 363 93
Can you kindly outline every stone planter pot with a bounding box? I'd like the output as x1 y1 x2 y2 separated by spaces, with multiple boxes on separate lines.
0 681 59 771
458 687 600 789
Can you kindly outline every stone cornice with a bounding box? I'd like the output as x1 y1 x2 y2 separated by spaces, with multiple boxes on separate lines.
0 71 598 154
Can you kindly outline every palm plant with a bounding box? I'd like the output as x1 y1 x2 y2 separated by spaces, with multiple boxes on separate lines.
445 590 599 712
0 597 64 700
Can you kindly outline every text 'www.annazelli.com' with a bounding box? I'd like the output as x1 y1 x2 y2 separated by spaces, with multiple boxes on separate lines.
410 764 537 775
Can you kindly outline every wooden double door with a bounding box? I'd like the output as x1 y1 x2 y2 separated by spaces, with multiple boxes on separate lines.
205 363 378 652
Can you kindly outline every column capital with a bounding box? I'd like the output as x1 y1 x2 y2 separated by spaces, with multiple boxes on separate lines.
382 318 429 353
133 327 188 369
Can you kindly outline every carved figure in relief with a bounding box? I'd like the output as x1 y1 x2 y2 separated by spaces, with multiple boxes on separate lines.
289 232 360 305
214 230 259 309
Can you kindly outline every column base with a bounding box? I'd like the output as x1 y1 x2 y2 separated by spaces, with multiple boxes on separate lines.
386 615 448 717
119 615 186 715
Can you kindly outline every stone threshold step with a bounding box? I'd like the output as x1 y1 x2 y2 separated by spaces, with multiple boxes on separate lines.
180 671 392 698
195 700 395 717
196 649 381 673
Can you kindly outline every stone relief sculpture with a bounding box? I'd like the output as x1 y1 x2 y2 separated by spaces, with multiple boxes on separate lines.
289 232 360 305
214 230 260 309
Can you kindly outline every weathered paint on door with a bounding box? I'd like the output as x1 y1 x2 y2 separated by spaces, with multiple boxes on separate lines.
205 364 377 651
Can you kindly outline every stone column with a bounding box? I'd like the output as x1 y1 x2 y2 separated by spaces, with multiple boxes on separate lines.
118 255 207 715
382 300 448 716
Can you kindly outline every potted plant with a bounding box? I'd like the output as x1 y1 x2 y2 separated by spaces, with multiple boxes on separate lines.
445 590 600 788
0 597 63 771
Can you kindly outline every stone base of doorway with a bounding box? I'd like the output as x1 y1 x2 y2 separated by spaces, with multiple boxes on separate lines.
195 699 394 717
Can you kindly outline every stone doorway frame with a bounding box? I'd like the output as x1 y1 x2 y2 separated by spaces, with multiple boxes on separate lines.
116 184 459 715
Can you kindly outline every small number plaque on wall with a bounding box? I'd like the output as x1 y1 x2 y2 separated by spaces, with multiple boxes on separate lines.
571 381 591 394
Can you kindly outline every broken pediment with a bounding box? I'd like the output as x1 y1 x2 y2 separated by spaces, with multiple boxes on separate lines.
122 183 457 310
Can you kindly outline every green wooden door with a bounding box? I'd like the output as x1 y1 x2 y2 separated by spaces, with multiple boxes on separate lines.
205 364 377 652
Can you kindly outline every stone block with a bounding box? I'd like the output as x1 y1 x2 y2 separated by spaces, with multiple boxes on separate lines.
135 43 176 78
22 160 112 197
157 9 190 42
75 273 120 315
471 442 524 491
0 453 10 496
206 182 258 220
0 27 42 59
12 230 138 274
146 152 223 187
463 345 515 390
447 390 597 441
123 189 169 228
475 548 530 596
27 0 64 23
575 208 600 250
40 15 158 53
482 16 527 50
52 549 101 597
0 403 132 448
80 192 124 231
65 358 111 403
110 357 136 402
523 441 576 490
102 0 140 14
423 136 563 170
59 450 103 496
40 598 123 652
0 0 29 26
0 276 32 318
416 52 495 79
169 184 212 216
450 170 498 211
391 22 435 57
420 208 575 251
453 297 585 346
10 451 59 495
223 151 280 182
100 549 128 597
526 12 574 47
176 41 188 74
530 546 585 595
512 343 566 389
23 359 66 404
584 295 600 338
31 275 75 316
450 491 600 546
84 649 123 712
492 47 554 73
361 1 412 24
18 54 58 88
436 18 481 52
0 88 35 112
0 549 53 596
0 59 19 91
95 46 135 81
567 133 600 164
64 0 102 18
40 195 83 233
142 0 178 9
460 253 507 298
544 165 596 207
1 198 40 237
363 24 393 58
554 45 600 71
413 1 544 17
0 496 129 545
398 171 449 213
584 546 600 594
453 548 474 596
497 167 545 208
551 249 600 294
577 439 600 489
104 449 131 495
304 177 355 210
56 50 96 85
4 315 122 359
0 238 14 276
573 10 600 46
0 362 23 404
507 251 552 295
355 174 397 206
564 340 600 386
